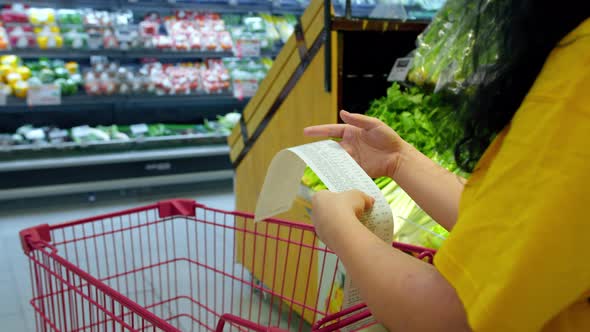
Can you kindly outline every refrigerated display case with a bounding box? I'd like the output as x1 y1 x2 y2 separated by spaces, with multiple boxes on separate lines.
0 0 307 201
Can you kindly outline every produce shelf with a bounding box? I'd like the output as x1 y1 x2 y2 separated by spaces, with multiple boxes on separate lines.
0 0 307 15
0 93 248 112
0 94 249 131
0 48 282 60
0 139 229 169
0 141 233 200
0 134 228 162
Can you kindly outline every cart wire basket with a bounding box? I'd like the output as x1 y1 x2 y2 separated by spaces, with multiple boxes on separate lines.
19 199 435 332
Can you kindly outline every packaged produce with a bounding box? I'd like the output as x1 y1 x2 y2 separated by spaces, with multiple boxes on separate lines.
1 55 20 68
154 35 172 50
85 28 103 50
139 20 160 36
102 29 118 49
84 10 112 27
230 27 262 57
47 128 70 143
274 14 297 43
12 80 28 98
36 32 63 49
15 66 31 80
5 72 23 85
1 5 29 23
54 77 77 96
113 10 133 26
63 30 88 49
114 25 140 50
98 125 130 141
243 15 265 33
28 8 56 25
408 0 504 92
201 59 230 94
38 67 55 83
33 25 59 34
0 64 12 81
225 57 270 98
260 14 280 44
57 9 83 25
72 125 110 143
0 26 10 50
7 25 36 48
65 62 79 75
27 76 42 88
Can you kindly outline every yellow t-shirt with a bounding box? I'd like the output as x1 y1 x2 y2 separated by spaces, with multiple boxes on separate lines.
434 19 590 332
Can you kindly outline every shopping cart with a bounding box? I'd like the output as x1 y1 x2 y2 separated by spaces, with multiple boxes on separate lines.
19 199 436 332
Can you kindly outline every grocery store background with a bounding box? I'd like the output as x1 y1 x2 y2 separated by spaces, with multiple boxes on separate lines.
0 0 447 330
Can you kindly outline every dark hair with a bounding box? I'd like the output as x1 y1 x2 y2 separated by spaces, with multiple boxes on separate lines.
455 0 590 172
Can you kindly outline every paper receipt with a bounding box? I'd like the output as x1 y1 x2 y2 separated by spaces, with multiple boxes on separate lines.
255 140 393 239
255 140 393 330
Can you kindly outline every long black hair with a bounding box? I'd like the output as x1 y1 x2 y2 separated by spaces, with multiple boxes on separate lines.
455 0 590 172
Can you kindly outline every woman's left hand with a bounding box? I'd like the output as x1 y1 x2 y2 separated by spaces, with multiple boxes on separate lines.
311 190 375 249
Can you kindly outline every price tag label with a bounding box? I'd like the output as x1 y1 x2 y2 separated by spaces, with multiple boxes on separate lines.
131 123 149 136
233 39 261 58
387 57 413 82
27 84 61 106
0 93 6 106
145 162 172 171
232 79 259 99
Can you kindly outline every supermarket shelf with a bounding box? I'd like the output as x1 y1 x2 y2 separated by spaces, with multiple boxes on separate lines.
1 93 249 110
0 48 281 60
0 144 229 171
0 133 228 160
0 93 249 131
0 0 307 15
0 142 233 199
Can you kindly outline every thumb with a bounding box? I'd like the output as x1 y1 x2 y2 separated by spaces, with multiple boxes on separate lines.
347 190 375 217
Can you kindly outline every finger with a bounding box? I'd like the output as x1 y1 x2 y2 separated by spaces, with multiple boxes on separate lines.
340 110 381 131
311 190 330 203
303 124 348 138
348 190 375 216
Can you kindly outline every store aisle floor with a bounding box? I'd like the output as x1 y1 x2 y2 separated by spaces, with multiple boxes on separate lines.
0 184 235 331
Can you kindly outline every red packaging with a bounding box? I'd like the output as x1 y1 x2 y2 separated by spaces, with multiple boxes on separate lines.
6 24 33 34
139 21 159 36
1 5 29 23
9 32 35 48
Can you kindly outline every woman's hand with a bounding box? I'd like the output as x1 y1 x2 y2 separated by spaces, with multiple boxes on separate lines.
304 110 407 178
311 189 375 249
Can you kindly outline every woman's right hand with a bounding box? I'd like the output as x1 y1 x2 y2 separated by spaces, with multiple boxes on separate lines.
304 110 408 179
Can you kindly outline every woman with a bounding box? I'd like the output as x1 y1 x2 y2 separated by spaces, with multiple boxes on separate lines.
304 1 590 331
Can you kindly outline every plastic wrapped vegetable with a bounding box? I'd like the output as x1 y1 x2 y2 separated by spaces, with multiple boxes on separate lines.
408 0 506 93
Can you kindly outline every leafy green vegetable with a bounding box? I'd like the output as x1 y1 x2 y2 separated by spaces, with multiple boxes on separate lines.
366 83 463 172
